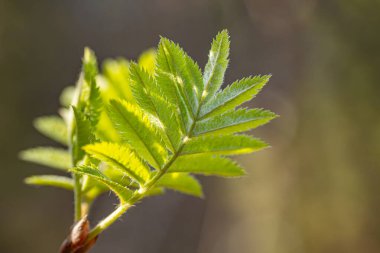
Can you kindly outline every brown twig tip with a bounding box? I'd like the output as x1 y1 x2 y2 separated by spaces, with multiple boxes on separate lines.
71 215 90 248
74 236 98 253
59 237 73 253
59 216 94 253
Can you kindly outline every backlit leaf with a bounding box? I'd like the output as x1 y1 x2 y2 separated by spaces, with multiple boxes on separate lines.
84 142 151 185
200 75 270 118
25 175 74 190
194 108 277 136
34 116 68 145
169 154 245 177
71 165 133 202
19 147 70 171
202 30 230 102
107 99 168 169
157 173 203 197
182 135 268 156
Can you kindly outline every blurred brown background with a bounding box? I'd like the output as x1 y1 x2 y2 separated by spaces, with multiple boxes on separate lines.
1 0 380 252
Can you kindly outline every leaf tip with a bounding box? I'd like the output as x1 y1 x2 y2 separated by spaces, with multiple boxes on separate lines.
83 47 96 63
24 176 35 185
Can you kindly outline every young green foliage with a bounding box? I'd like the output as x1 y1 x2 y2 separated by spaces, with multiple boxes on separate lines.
20 30 276 252
24 175 74 191
83 142 151 185
34 116 68 145
169 154 245 177
20 147 70 171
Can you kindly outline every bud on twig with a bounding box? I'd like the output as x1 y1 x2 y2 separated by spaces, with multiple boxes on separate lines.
59 216 95 253
71 215 90 248
73 236 98 253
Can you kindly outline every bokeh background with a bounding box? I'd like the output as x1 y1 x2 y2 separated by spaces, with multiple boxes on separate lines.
1 0 380 252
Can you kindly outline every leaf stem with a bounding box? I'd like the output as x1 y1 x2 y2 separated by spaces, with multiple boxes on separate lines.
86 143 185 241
70 113 83 222
87 202 131 241
73 174 82 221
69 84 85 222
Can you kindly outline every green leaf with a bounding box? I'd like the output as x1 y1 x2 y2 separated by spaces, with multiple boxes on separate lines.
60 86 75 108
194 108 277 136
129 62 183 150
25 175 74 190
84 142 151 185
184 54 204 110
203 30 230 102
169 154 245 177
68 48 102 164
83 47 98 82
87 83 102 128
145 187 165 197
72 107 95 164
102 58 133 100
19 147 70 171
34 116 68 145
96 110 121 143
156 38 194 132
157 173 203 197
157 38 203 116
129 62 158 115
149 93 183 151
99 164 139 192
21 31 277 217
107 99 168 169
200 75 270 118
155 70 190 133
138 48 156 74
71 166 133 202
182 135 268 156
79 48 102 128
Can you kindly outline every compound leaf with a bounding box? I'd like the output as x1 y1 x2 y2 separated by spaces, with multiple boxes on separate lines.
21 30 276 209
